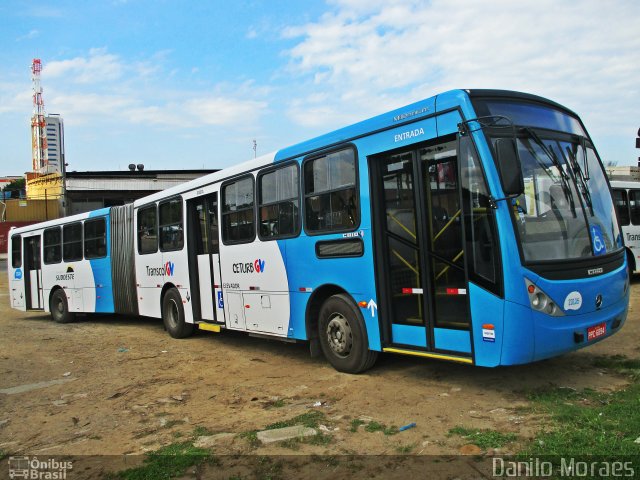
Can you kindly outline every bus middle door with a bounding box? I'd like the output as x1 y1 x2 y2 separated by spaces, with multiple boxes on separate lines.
187 193 224 324
23 235 44 310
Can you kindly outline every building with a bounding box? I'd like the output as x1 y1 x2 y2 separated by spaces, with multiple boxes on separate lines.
606 165 640 182
25 172 63 200
64 168 217 215
44 114 64 174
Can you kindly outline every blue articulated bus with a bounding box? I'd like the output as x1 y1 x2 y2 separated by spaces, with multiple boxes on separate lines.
8 89 629 373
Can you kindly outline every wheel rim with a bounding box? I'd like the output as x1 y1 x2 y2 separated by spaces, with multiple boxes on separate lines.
326 313 353 357
56 297 64 314
167 299 179 328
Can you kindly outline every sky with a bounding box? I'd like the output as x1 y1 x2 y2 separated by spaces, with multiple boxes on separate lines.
0 0 639 176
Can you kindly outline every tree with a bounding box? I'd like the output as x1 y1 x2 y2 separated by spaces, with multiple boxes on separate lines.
2 177 25 199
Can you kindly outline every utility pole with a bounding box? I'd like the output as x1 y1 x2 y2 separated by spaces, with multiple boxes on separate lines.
253 139 257 159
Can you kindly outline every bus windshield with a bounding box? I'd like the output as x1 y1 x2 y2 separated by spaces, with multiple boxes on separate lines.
473 99 622 262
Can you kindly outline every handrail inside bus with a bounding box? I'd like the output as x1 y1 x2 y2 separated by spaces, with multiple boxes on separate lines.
435 250 464 281
433 209 461 242
386 212 416 240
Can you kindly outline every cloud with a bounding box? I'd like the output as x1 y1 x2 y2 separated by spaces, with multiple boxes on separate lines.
282 0 640 137
43 48 125 83
16 29 39 42
18 50 271 130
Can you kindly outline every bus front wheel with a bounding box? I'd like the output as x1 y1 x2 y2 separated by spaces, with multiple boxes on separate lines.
50 289 75 324
318 294 378 373
162 288 194 339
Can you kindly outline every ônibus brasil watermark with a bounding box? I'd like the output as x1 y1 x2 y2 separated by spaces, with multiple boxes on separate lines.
493 457 635 478
8 456 73 479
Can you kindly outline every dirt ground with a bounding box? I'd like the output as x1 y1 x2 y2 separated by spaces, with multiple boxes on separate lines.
0 262 638 476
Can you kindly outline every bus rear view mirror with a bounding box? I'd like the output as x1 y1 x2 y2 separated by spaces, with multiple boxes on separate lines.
495 138 524 197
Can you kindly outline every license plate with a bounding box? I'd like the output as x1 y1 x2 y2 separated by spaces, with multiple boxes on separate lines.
587 323 607 341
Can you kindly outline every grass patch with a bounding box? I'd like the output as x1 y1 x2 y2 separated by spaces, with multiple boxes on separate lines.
253 456 283 480
108 441 214 480
0 449 6 460
268 399 286 408
521 381 640 456
265 410 325 430
448 426 517 450
239 430 260 448
162 419 185 429
396 443 416 454
192 425 213 437
350 419 365 432
307 432 333 446
365 421 398 436
592 355 640 380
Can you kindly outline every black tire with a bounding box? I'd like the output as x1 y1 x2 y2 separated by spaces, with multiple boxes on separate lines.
50 289 75 324
318 294 378 373
162 288 194 339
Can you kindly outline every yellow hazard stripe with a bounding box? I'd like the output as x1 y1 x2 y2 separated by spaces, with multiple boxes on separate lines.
383 347 473 364
198 323 221 332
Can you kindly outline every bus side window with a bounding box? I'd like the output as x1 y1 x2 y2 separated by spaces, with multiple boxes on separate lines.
44 227 62 264
612 189 630 226
304 148 358 233
138 205 158 254
11 235 22 268
630 190 640 225
258 163 299 240
460 136 500 291
63 223 83 262
159 198 184 252
222 176 255 244
85 218 107 259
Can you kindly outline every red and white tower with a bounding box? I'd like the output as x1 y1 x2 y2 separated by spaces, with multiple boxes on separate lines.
31 58 48 173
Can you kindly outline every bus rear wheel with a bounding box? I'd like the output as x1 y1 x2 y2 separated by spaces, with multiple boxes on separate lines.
318 294 378 373
162 288 194 339
50 289 75 324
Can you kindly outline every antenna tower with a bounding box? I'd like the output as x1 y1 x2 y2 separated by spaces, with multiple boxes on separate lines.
31 58 48 173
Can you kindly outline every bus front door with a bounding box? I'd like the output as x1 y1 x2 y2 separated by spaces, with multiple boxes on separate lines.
372 137 471 357
23 235 43 310
187 194 224 324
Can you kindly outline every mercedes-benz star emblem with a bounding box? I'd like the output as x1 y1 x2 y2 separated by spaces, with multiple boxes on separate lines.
595 294 603 309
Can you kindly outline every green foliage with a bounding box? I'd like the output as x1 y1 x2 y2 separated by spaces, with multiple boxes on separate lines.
448 426 517 449
522 382 640 456
111 441 213 480
395 443 416 454
239 430 260 448
265 410 325 430
364 421 398 436
349 419 365 432
592 355 640 380
192 426 214 437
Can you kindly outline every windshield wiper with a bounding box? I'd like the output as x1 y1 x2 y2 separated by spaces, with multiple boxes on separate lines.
565 143 594 215
520 127 576 217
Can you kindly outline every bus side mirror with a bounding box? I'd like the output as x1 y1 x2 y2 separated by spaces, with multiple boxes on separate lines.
495 138 524 196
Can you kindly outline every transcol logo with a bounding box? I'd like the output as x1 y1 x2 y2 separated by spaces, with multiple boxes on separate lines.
146 262 175 277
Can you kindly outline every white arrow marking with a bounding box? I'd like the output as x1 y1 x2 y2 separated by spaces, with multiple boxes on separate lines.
367 299 377 318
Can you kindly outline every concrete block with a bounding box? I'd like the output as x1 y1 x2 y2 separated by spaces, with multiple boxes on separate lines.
256 425 317 444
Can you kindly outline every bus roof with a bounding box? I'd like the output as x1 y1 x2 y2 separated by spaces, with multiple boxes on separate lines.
9 207 111 236
610 180 640 189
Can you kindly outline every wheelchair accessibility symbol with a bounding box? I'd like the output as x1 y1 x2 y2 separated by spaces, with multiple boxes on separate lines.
590 225 606 256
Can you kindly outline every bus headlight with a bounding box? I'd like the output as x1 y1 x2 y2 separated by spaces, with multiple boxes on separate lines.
525 279 564 317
